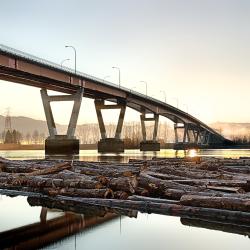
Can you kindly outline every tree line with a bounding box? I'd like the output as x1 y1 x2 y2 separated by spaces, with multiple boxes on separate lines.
0 130 46 144
2 123 250 146
0 122 174 145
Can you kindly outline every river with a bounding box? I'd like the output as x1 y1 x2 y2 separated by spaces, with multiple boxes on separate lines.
0 149 249 250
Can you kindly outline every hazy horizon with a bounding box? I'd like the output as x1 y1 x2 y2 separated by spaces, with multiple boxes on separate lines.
2 114 250 142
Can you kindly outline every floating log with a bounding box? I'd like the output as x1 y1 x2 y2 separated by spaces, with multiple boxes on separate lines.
128 195 180 204
80 167 138 177
108 176 138 194
151 166 223 179
139 172 199 195
180 195 250 212
145 171 187 181
0 174 103 189
163 188 250 200
23 162 72 176
171 179 248 188
54 195 250 224
28 196 138 218
44 188 114 199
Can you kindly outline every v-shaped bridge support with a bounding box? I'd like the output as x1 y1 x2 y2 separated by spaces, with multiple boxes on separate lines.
40 88 83 154
94 99 126 153
139 112 160 151
173 122 213 150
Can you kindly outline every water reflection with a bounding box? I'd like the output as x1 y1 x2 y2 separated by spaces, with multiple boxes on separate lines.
2 148 250 162
181 217 250 238
0 194 249 250
186 149 198 158
0 195 118 249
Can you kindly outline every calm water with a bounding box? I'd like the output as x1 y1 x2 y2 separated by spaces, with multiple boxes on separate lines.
1 148 250 162
0 149 250 250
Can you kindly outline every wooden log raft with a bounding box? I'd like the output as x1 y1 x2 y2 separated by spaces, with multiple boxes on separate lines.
27 196 138 218
1 156 250 222
53 195 250 224
8 188 249 225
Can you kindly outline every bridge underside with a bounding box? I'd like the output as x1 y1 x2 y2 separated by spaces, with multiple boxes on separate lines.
0 45 231 154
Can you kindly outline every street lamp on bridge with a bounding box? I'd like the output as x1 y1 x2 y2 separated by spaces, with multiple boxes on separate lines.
112 66 121 87
65 45 77 74
139 81 148 96
60 58 70 67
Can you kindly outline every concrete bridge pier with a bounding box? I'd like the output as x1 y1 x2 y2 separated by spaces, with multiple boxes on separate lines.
95 99 126 153
174 123 200 150
174 123 221 149
140 112 160 151
198 130 211 145
41 88 83 155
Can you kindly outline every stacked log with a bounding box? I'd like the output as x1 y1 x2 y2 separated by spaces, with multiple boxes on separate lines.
0 158 139 199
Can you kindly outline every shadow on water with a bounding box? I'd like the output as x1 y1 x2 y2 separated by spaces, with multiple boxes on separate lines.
0 201 118 249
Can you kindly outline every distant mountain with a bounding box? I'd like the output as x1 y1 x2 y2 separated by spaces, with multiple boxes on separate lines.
0 115 100 140
0 115 65 135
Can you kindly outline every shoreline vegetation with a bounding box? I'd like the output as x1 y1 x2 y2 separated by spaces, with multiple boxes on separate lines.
3 115 250 147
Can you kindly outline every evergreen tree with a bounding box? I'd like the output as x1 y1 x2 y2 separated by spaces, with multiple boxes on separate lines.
4 130 13 144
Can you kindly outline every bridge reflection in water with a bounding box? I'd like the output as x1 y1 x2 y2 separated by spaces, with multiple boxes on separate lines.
0 201 120 249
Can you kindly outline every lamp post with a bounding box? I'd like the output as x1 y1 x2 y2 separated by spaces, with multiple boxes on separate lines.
65 45 76 74
160 90 167 103
60 58 70 67
112 66 120 87
140 81 148 96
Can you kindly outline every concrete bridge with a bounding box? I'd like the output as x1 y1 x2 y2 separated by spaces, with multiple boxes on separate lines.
0 44 231 154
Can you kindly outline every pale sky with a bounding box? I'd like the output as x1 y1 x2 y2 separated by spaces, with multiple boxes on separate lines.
0 0 250 125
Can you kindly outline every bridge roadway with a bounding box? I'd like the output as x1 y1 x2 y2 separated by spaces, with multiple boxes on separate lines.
0 44 230 154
